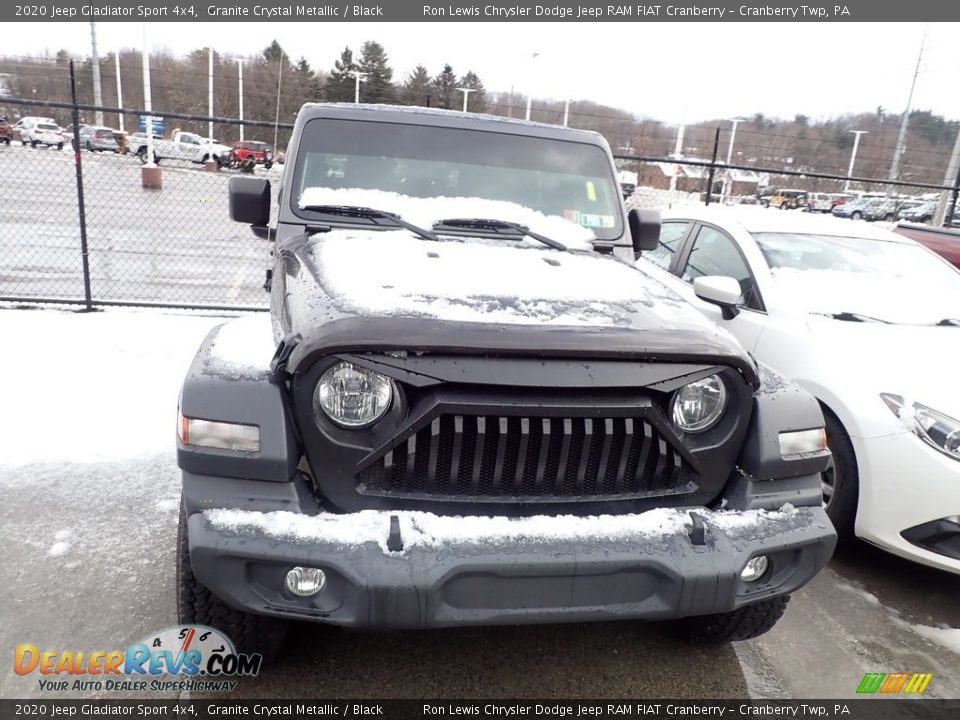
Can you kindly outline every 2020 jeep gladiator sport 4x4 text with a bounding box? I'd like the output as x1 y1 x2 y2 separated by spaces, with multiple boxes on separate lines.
176 104 836 658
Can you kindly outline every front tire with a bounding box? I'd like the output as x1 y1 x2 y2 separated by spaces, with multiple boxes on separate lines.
821 409 859 540
851 211 862 220
177 500 288 660
679 596 790 642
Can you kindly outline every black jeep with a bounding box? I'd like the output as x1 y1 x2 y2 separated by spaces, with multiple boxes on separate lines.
176 104 835 658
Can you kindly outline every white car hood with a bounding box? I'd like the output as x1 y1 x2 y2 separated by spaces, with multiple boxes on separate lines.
808 317 960 417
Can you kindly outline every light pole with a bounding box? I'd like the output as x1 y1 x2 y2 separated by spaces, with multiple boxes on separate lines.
89 22 104 126
350 71 367 104
456 87 474 112
721 118 742 202
563 99 570 127
140 23 161 189
236 58 244 142
845 130 868 192
890 26 927 184
525 52 540 122
114 51 124 133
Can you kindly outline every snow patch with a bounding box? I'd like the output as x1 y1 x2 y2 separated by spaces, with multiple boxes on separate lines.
835 580 882 607
48 542 71 557
205 314 275 379
894 618 960 656
205 504 802 556
299 188 595 250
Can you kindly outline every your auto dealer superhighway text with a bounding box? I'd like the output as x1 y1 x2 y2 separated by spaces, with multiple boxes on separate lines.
423 5 846 17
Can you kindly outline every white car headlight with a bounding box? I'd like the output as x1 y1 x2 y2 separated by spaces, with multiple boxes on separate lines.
315 361 393 428
881 394 960 461
671 374 727 433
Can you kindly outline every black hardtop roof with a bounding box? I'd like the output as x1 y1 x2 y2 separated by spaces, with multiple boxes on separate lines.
295 102 608 146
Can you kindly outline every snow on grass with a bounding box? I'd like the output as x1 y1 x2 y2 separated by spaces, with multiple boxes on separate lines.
312 232 690 327
298 188 596 250
205 504 802 556
0 308 225 467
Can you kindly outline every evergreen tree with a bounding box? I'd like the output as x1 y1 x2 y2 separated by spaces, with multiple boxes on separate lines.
357 41 395 104
457 70 487 113
323 47 358 103
263 40 285 64
292 57 323 102
401 65 431 107
431 64 456 110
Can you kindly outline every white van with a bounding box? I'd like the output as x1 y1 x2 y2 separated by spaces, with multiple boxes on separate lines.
14 117 64 149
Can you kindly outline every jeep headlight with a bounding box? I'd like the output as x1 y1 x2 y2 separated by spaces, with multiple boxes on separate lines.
881 394 960 460
671 374 727 433
315 362 393 428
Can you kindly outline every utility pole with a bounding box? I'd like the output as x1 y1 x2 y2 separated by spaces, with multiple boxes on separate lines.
207 48 214 141
563 99 570 127
456 87 474 113
889 26 927 184
525 52 539 122
845 130 868 192
114 51 123 133
89 22 104 126
140 23 161 189
670 124 685 193
933 128 960 227
236 58 244 142
350 71 367 104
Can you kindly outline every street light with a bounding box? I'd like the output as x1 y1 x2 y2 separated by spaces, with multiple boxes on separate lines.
456 87 474 113
349 71 367 104
721 118 743 203
236 58 244 142
846 130 868 192
525 52 540 122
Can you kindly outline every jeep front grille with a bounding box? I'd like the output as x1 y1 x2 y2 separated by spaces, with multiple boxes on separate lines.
356 414 692 502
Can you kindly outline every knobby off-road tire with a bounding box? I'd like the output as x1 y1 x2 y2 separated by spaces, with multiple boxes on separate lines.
680 595 790 642
821 409 859 541
177 500 288 660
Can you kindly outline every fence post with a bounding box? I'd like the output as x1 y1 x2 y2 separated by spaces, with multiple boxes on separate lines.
69 60 94 312
705 127 720 206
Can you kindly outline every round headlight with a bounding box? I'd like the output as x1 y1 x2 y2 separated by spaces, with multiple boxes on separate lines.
671 374 727 433
315 362 393 428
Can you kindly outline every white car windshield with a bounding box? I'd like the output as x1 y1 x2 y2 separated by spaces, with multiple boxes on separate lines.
754 232 960 325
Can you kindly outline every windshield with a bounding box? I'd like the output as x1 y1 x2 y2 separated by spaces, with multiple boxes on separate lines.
291 118 623 241
754 232 960 324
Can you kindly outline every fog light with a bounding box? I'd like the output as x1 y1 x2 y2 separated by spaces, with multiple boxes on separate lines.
740 556 769 583
284 566 327 597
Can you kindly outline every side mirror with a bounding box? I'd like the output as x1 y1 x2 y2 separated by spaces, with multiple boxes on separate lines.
693 276 741 320
229 176 271 230
627 208 661 259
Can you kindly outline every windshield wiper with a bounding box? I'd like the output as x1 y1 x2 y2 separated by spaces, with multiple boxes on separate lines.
301 205 438 242
433 218 567 251
817 311 891 323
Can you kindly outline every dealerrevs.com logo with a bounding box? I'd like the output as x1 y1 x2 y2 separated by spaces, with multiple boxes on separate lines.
14 625 261 693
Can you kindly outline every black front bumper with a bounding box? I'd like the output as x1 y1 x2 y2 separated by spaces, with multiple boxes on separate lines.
186 500 835 629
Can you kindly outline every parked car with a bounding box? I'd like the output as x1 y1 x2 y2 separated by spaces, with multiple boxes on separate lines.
899 200 937 223
620 182 636 199
13 117 64 149
0 116 11 145
768 189 808 210
128 130 232 166
79 125 119 153
829 193 855 209
805 192 833 213
638 205 960 575
831 196 873 220
174 103 835 658
229 140 274 171
860 198 900 222
757 187 779 207
894 222 960 269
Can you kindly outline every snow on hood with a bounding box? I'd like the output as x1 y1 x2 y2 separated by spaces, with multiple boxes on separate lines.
298 187 595 251
203 314 275 380
205 504 802 556
310 231 691 328
770 267 960 326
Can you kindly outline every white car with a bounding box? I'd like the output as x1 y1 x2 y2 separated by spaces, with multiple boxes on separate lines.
637 205 960 574
13 117 64 149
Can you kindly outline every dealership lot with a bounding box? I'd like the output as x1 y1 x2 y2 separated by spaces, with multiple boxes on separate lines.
1 309 959 701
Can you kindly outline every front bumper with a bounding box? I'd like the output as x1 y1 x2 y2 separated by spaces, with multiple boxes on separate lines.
854 432 960 574
186 501 835 629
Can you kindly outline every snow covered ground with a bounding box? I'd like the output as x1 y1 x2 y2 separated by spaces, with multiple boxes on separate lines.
2 306 960 701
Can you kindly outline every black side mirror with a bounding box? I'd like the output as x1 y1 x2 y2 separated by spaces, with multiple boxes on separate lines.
628 208 661 259
229 176 271 229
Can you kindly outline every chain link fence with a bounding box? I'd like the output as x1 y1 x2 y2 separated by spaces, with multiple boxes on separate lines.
2 85 959 312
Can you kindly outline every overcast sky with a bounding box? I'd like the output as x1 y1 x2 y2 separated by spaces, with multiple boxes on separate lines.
6 22 960 124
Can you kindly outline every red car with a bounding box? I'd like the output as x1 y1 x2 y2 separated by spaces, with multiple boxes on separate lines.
894 222 960 270
230 140 273 170
0 116 11 145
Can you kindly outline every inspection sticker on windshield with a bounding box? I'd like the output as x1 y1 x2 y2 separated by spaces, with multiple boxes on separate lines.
564 210 615 228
